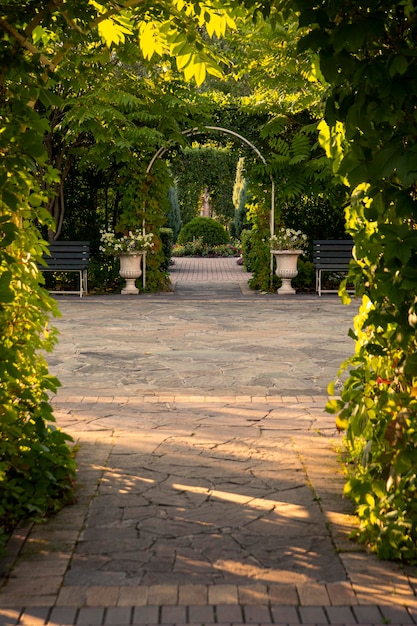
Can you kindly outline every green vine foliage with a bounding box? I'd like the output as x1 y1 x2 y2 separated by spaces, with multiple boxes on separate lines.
0 93 76 550
232 157 249 237
291 0 417 561
116 161 172 292
170 144 239 227
166 186 182 242
245 199 272 291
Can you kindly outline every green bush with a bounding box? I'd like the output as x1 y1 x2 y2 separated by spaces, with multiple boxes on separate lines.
292 259 315 292
160 228 174 271
172 238 241 257
241 229 254 272
242 230 315 292
177 217 229 247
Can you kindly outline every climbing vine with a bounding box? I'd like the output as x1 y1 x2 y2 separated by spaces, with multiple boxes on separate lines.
170 144 239 227
290 0 417 560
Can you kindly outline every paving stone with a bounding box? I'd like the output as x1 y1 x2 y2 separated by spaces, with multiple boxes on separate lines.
77 607 105 625
1 576 61 596
0 596 56 609
147 586 178 605
352 605 382 623
238 585 269 605
56 586 88 606
49 607 78 624
215 604 243 622
298 606 328 624
325 582 358 606
0 609 20 626
208 586 239 605
297 585 330 606
104 606 132 624
325 605 356 623
86 587 119 607
117 587 148 607
243 605 272 623
270 605 300 624
132 606 159 624
188 605 215 623
17 608 49 626
379 604 414 623
178 585 208 605
160 606 187 623
268 585 298 605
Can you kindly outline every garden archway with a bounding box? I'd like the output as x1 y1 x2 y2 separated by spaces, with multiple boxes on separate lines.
146 125 274 235
144 125 275 287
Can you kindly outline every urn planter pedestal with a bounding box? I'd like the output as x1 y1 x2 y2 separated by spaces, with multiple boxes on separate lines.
119 252 146 295
271 249 302 295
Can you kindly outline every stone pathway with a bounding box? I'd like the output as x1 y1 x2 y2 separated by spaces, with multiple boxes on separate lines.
1 258 416 625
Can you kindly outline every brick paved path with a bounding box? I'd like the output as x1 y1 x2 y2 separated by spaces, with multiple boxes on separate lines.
1 258 416 625
170 257 249 284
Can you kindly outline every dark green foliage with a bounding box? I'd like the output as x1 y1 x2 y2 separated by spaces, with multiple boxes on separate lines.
241 229 255 272
1 413 76 535
292 259 315 292
243 200 273 292
293 0 417 561
160 228 174 271
247 238 270 291
166 187 182 242
0 75 76 554
170 145 239 227
88 257 122 293
233 203 249 240
281 194 347 256
177 217 229 247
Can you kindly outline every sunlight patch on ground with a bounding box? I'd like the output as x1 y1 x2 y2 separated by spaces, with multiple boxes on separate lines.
172 482 309 519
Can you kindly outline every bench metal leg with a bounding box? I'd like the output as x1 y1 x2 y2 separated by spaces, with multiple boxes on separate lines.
316 269 322 297
82 269 88 297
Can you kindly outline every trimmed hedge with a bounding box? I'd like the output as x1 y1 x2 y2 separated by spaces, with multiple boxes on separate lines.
177 217 229 247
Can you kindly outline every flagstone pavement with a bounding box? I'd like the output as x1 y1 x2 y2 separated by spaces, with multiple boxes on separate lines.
0 257 416 626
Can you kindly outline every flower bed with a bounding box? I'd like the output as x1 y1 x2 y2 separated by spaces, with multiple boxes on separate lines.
172 238 241 257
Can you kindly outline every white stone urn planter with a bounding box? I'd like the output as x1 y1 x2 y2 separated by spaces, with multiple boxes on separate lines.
271 249 302 295
118 252 146 295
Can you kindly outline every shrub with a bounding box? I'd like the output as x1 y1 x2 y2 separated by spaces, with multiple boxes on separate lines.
241 229 254 272
177 217 229 247
160 228 174 271
292 259 315 292
172 238 241 257
166 187 182 242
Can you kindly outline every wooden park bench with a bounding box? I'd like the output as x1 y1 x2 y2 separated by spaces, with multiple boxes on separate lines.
313 239 354 296
39 241 90 297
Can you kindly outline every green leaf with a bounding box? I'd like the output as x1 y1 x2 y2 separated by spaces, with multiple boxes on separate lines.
319 51 339 83
326 398 345 414
404 353 417 377
389 55 408 77
0 271 14 303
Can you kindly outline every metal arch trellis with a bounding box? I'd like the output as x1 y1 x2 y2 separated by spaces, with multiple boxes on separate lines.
143 125 275 287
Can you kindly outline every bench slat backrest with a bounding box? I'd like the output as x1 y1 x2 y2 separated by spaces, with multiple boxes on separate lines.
43 241 90 269
313 239 353 269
